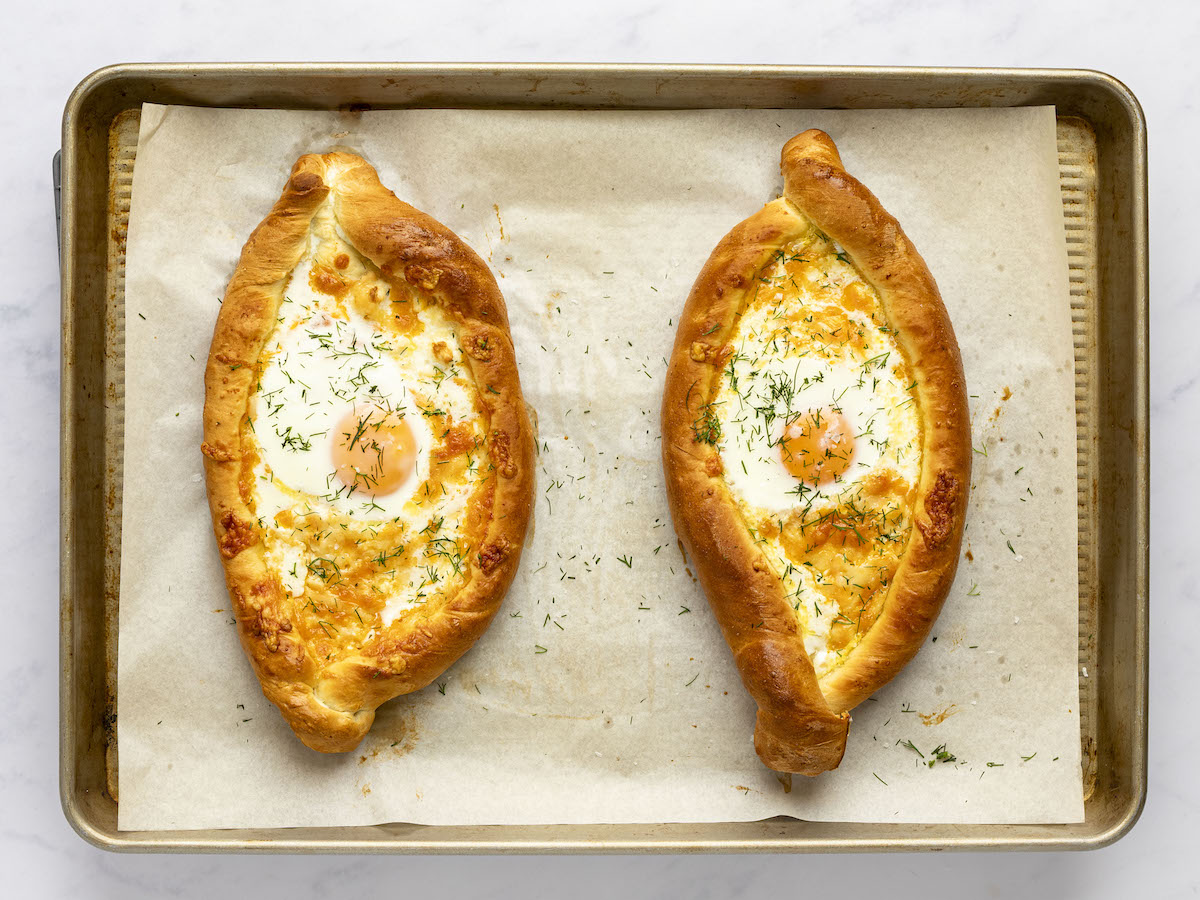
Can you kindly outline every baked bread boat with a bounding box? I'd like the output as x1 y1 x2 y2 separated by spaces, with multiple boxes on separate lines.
202 152 534 752
661 130 970 775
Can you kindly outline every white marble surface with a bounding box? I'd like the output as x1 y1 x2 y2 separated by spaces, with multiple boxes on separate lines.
1 0 1190 895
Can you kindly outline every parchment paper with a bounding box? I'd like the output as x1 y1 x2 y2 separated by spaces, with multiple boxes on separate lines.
118 104 1082 830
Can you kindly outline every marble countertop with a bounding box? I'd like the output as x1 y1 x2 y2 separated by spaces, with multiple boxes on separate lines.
4 0 1189 896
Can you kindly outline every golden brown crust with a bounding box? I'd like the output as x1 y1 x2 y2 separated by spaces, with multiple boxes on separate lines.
661 130 970 775
203 153 534 753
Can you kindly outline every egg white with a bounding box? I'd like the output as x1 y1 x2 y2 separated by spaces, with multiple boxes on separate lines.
254 314 431 517
251 249 479 515
715 301 919 514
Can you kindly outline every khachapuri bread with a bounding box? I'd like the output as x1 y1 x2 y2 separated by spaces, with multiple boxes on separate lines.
662 131 970 775
202 153 534 752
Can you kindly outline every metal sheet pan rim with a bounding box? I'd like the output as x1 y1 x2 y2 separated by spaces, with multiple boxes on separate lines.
59 62 1149 854
64 62 1149 127
65 59 1146 83
65 813 1146 855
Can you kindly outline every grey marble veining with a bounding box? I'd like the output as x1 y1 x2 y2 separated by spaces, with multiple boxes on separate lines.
2 0 1192 896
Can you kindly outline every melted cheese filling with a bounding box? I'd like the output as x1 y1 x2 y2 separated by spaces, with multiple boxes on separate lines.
242 200 495 662
710 224 922 677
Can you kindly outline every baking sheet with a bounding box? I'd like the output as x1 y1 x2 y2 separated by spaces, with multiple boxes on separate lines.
117 104 1082 830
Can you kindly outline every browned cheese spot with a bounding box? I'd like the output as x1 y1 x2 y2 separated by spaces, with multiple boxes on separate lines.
405 264 443 291
466 333 495 362
310 263 348 298
218 512 258 559
689 341 734 366
436 423 476 461
478 538 511 575
489 429 518 478
201 440 236 463
919 471 960 549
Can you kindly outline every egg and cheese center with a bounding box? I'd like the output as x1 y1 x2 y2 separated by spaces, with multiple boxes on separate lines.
243 197 494 662
780 407 855 485
708 222 922 678
332 407 418 496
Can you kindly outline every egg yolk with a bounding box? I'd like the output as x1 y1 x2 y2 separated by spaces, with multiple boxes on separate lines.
779 407 856 486
332 407 418 496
